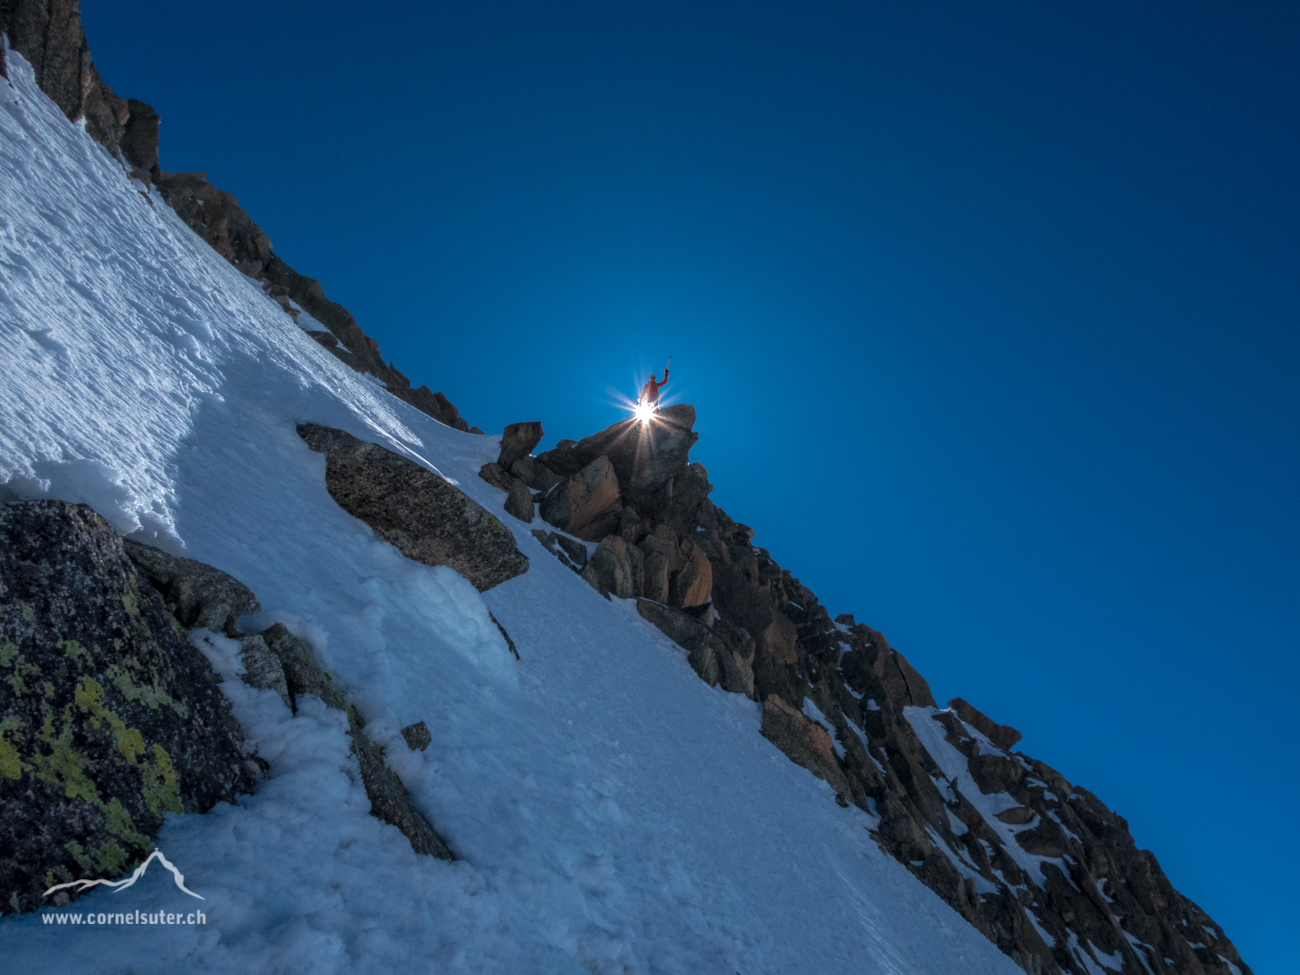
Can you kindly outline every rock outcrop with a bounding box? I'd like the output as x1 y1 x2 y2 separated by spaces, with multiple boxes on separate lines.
948 696 1023 752
497 421 544 470
0 501 257 915
251 622 453 859
0 0 129 156
537 455 622 542
537 405 699 517
528 405 1254 975
121 539 261 636
503 479 535 523
298 423 528 591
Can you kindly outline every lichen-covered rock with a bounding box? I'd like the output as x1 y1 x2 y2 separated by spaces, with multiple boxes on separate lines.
298 423 528 591
259 623 346 712
237 634 291 710
122 539 261 635
0 501 256 915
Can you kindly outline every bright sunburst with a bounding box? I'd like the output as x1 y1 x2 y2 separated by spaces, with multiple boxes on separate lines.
633 401 656 424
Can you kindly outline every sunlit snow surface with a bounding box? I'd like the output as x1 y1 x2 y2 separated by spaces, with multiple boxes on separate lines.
0 46 1020 974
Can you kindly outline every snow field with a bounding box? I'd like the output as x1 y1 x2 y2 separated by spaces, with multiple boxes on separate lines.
0 44 1020 974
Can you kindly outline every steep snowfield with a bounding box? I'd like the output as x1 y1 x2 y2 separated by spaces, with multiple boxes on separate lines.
0 48 1020 974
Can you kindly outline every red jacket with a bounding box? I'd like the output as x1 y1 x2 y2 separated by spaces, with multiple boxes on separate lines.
641 370 669 401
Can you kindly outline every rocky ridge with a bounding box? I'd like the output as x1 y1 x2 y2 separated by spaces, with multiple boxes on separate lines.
0 0 477 434
477 409 1252 975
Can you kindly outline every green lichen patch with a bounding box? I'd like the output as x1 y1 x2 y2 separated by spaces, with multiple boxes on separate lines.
0 500 257 915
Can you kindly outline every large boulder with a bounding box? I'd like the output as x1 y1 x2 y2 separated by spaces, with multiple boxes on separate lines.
477 462 514 492
0 501 257 915
503 478 535 523
122 539 261 635
671 542 712 609
498 421 544 470
581 537 638 600
538 455 622 542
509 456 563 492
947 697 1023 752
298 423 528 590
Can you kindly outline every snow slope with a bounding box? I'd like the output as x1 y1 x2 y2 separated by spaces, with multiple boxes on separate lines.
0 46 1020 974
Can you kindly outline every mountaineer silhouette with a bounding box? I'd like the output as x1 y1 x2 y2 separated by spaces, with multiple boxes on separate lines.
639 365 669 412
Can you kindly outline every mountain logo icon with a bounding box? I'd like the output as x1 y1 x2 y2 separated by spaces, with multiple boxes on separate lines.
43 851 204 901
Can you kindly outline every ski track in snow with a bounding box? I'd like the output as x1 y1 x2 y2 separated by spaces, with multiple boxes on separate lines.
0 46 1021 975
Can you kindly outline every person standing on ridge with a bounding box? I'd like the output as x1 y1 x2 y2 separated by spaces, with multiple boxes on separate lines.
639 367 669 412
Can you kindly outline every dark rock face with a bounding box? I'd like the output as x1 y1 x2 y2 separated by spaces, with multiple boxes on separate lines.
509 456 562 493
155 171 275 278
122 539 261 636
119 98 159 183
0 501 256 915
498 421 544 470
0 0 128 155
538 455 622 542
477 462 514 493
2 0 94 124
635 599 754 698
298 424 528 591
503 479 534 523
349 719 453 859
948 697 1022 751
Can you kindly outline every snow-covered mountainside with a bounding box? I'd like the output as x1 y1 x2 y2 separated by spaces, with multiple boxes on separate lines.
0 10 1253 975
0 38 1019 975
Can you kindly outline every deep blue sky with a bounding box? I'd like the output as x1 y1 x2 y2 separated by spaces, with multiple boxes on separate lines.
82 2 1298 970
